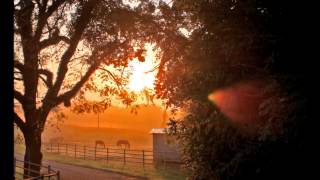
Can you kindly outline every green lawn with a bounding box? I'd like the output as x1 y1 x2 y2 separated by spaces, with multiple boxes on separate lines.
15 144 187 180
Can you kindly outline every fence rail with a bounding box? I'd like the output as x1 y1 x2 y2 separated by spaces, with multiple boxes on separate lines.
14 157 60 180
42 143 181 166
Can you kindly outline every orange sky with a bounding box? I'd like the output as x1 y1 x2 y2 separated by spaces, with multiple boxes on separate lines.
15 41 169 131
48 105 169 132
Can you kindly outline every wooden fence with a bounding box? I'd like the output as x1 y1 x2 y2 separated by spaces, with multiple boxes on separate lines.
14 157 60 180
42 143 163 166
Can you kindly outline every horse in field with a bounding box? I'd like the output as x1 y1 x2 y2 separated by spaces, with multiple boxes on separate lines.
116 140 130 149
95 140 106 148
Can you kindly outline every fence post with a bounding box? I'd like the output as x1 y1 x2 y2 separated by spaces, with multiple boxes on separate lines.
106 148 109 162
51 143 53 152
84 145 86 160
124 149 126 164
94 145 97 161
75 144 77 158
57 143 60 153
142 150 145 167
48 165 51 174
57 170 60 180
66 144 68 155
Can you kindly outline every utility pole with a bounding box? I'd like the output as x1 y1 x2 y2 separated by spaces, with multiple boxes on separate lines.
97 112 100 128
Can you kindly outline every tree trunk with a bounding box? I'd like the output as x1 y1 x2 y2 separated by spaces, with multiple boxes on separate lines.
23 129 43 178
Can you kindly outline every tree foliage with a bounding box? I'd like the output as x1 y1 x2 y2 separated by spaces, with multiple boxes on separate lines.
13 0 168 176
156 0 309 179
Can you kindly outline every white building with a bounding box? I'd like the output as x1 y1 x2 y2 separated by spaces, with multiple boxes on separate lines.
150 128 181 163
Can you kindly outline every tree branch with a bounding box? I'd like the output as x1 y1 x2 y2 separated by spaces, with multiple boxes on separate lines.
53 37 129 107
45 0 64 18
16 0 34 41
56 63 99 107
14 61 27 83
40 35 70 49
14 77 24 81
38 69 53 88
14 60 25 72
14 90 27 105
99 67 122 90
34 0 42 9
14 112 26 131
50 0 99 97
34 0 65 41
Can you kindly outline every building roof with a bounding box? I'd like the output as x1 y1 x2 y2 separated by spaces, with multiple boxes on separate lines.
150 128 166 134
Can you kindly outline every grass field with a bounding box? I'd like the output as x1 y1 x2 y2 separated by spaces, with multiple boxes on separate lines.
15 144 187 180
43 125 154 149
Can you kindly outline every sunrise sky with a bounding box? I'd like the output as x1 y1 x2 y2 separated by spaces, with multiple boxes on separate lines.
14 40 170 131
13 0 176 138
53 43 168 130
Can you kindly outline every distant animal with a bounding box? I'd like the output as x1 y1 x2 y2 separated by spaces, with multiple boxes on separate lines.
49 137 64 144
116 140 130 149
95 140 105 148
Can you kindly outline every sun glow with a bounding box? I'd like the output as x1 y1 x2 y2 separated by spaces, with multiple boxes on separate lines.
127 44 159 92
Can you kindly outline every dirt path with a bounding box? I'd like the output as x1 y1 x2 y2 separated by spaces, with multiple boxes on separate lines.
15 154 146 180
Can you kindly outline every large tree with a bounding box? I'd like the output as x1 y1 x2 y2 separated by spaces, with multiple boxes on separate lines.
14 0 161 177
156 0 310 179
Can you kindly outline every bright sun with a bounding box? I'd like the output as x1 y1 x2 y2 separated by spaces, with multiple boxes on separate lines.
127 44 159 92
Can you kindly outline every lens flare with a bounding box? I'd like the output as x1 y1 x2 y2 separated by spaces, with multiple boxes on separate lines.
208 80 266 123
